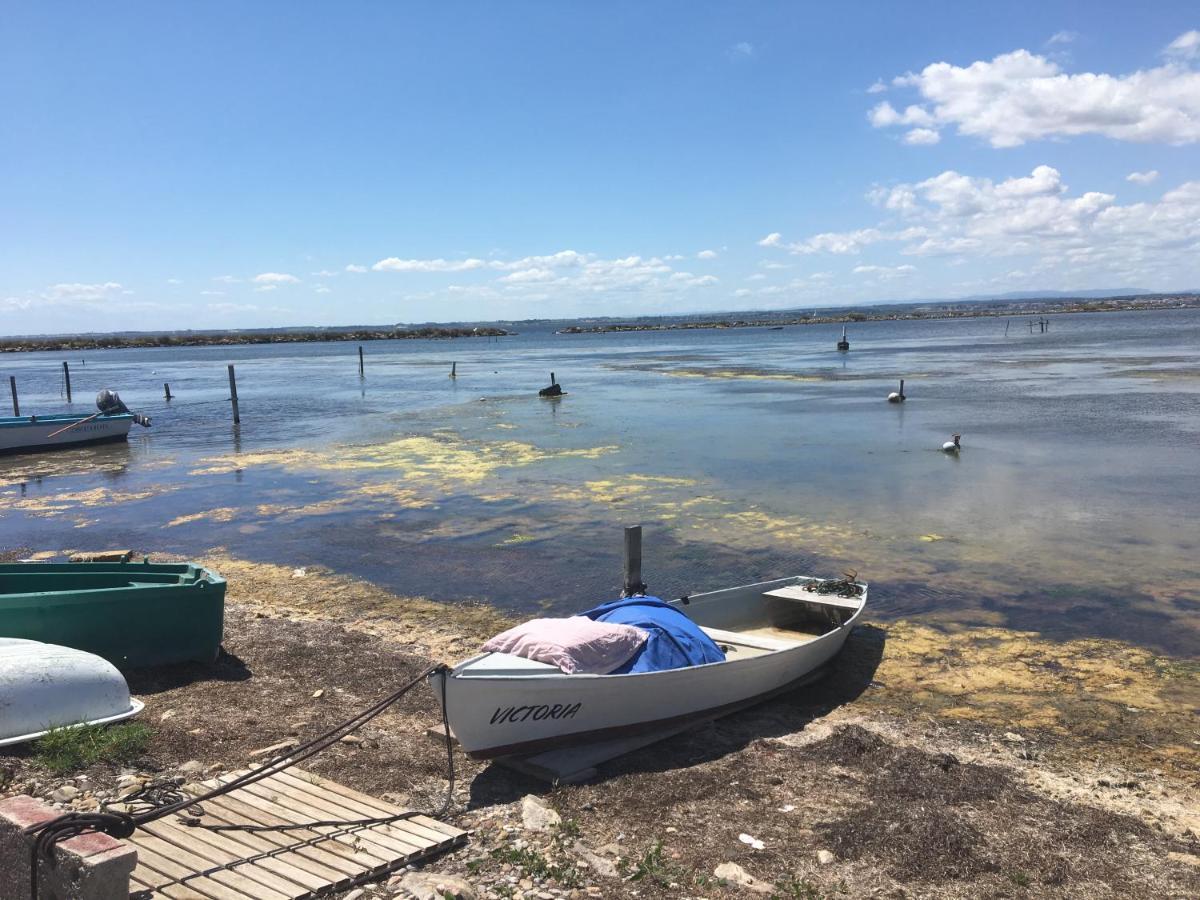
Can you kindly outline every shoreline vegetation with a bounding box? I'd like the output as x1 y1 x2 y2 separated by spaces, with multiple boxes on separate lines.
0 325 510 353
2 293 1197 353
556 293 1200 334
3 550 1197 898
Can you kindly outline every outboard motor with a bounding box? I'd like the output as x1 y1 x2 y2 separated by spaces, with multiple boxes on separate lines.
96 389 152 427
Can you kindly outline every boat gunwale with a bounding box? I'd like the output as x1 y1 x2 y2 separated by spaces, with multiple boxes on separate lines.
0 413 134 429
444 577 867 683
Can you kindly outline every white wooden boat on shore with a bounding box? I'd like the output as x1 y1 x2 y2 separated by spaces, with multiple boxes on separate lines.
0 412 135 454
432 575 866 759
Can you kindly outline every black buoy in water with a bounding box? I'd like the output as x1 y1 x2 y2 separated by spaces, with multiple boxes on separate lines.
888 379 906 403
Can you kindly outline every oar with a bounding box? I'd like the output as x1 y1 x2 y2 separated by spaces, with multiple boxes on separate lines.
46 411 104 438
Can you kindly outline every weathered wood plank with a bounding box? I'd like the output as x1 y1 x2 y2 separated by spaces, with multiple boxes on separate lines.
127 767 462 899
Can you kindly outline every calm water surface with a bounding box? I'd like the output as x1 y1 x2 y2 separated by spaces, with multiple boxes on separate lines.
2 309 1198 655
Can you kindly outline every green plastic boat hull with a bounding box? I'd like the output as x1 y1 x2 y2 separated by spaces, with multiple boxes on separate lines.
0 561 225 669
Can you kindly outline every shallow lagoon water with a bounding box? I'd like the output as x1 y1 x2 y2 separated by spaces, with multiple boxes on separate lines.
2 309 1198 656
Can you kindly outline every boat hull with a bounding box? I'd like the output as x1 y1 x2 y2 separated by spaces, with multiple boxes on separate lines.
0 413 133 455
0 638 144 747
432 582 863 759
0 561 226 668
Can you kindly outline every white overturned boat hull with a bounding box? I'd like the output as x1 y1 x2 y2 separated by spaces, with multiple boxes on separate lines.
433 575 865 759
0 413 133 454
0 638 144 747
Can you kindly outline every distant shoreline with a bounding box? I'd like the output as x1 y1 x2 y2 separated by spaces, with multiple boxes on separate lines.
555 295 1200 334
0 326 510 354
3 294 1197 351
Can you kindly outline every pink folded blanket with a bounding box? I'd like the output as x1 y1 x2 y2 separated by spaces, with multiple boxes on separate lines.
482 616 649 674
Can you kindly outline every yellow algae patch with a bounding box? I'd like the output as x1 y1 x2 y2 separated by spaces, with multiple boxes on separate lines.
552 473 698 505
167 507 239 527
920 533 945 542
191 435 619 488
1 486 167 517
713 508 861 545
861 620 1200 774
497 533 535 546
663 367 824 382
354 482 435 508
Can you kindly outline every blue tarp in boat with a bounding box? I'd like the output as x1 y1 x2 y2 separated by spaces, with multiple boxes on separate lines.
577 596 726 674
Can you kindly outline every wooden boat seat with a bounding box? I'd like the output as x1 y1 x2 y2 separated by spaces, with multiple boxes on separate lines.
700 626 806 652
762 585 863 611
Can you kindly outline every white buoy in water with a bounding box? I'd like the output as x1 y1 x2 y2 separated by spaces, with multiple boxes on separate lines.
887 379 906 403
942 433 961 453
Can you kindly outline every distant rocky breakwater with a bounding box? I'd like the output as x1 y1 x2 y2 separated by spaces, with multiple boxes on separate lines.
0 326 511 353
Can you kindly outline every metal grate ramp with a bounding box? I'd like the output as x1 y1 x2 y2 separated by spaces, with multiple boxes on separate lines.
123 767 466 899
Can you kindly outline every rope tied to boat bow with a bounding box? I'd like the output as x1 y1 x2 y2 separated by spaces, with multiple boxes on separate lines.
23 662 453 899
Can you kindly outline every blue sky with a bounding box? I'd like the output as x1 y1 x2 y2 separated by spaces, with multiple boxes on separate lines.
3 2 1199 332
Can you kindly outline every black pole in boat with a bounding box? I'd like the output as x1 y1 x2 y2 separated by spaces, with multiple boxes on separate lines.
9 376 18 416
622 525 646 597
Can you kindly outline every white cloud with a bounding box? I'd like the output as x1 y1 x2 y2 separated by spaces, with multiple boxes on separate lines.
199 290 226 296
747 273 767 281
733 288 752 297
870 35 1200 147
1165 30 1200 61
697 249 718 260
757 233 782 248
44 282 124 302
372 257 487 272
311 269 339 277
903 127 941 145
763 164 1200 289
254 284 278 293
166 278 183 285
1126 170 1160 185
213 274 240 284
314 284 332 294
345 264 368 273
853 264 916 278
789 228 886 255
1046 30 1078 46
253 272 300 285
728 42 755 60
866 80 887 94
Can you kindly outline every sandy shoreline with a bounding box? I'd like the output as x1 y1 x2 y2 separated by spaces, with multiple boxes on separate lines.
3 551 1197 898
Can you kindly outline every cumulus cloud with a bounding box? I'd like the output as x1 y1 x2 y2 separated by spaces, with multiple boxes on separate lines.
853 264 916 278
757 232 783 248
869 34 1200 147
866 79 887 94
345 264 368 273
1126 170 1160 185
253 272 300 285
697 249 718 260
213 274 240 284
904 127 941 145
728 42 755 60
761 164 1200 289
166 278 183 285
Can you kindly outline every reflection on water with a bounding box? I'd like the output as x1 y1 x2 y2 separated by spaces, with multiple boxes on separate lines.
1 309 1198 656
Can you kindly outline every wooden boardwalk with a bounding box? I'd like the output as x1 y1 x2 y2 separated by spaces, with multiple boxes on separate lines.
122 767 466 899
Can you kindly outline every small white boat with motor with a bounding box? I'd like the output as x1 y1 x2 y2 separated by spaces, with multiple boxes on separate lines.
0 638 144 747
432 574 866 759
0 389 150 455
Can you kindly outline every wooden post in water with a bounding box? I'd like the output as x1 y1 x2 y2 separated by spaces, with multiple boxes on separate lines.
1004 320 1010 336
550 371 556 386
450 361 457 379
62 361 72 403
621 525 645 598
358 345 365 378
837 325 850 352
164 383 173 401
8 376 18 416
227 364 240 424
